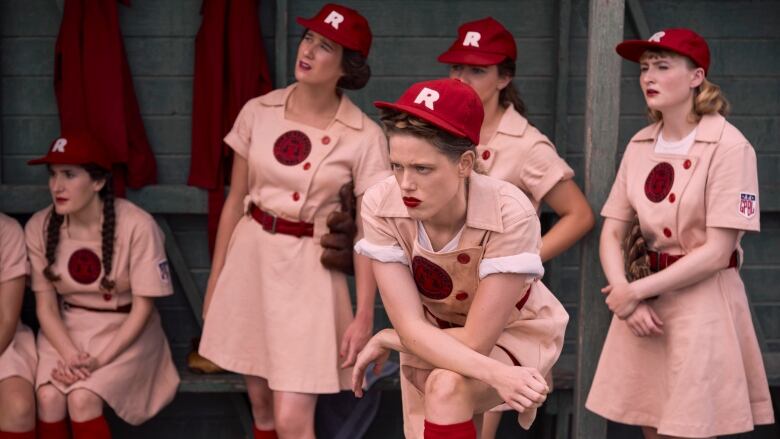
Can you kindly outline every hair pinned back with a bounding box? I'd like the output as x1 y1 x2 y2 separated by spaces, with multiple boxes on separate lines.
379 108 483 172
641 49 729 123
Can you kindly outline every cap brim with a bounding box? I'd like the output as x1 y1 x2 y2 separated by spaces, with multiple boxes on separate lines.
27 157 50 166
437 50 506 66
373 100 475 144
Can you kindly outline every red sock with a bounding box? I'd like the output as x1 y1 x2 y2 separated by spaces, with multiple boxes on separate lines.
423 419 476 439
252 426 277 439
70 416 110 439
36 419 69 439
0 430 35 439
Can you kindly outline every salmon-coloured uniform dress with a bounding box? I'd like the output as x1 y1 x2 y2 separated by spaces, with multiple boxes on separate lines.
355 173 569 438
586 114 774 437
478 105 574 212
26 199 180 425
0 213 36 386
199 84 391 393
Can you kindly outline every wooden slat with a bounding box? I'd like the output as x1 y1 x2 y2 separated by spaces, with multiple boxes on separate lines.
158 216 204 328
573 0 624 438
626 0 650 40
274 0 288 88
0 184 207 213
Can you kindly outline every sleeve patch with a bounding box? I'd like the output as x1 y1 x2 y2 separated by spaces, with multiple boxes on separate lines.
158 260 171 282
739 192 758 219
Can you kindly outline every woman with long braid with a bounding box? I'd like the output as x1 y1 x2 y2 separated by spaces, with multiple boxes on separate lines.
25 133 179 439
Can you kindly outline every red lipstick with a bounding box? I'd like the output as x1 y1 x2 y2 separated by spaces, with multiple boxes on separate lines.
646 88 659 97
55 197 68 204
403 197 421 208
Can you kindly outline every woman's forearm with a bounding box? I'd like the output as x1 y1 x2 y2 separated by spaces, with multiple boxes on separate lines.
36 294 79 359
632 230 738 300
353 253 376 321
0 277 25 354
95 297 155 367
392 319 507 385
599 220 631 286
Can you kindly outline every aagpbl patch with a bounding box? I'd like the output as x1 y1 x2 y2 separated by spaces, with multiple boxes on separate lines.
739 192 758 219
68 248 101 284
411 256 453 300
158 260 171 282
273 130 312 166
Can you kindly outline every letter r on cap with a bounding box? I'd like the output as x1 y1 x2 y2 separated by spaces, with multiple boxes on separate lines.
648 31 665 43
52 138 67 153
414 87 440 110
462 31 481 47
324 10 344 29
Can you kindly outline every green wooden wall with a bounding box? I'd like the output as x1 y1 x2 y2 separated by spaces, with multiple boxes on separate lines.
1 1 778 437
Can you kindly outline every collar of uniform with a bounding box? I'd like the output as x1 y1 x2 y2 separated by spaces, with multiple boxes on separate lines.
630 112 727 144
375 172 504 233
693 113 726 143
495 104 529 137
258 83 363 130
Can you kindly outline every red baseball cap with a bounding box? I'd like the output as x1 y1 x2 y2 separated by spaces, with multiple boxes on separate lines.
437 17 517 66
296 3 372 57
616 28 710 74
28 132 112 171
374 78 484 145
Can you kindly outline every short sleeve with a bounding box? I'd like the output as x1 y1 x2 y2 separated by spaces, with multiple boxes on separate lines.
518 141 575 202
354 181 408 265
705 142 760 232
480 196 544 279
600 149 635 222
223 99 255 159
128 216 174 297
0 215 28 283
352 128 391 196
24 210 56 293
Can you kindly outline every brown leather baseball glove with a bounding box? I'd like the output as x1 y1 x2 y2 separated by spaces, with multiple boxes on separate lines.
320 181 357 275
623 217 652 282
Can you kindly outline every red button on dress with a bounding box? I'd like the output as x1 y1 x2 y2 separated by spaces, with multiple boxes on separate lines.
663 227 672 238
303 162 311 170
482 150 491 160
457 253 470 264
292 192 300 201
103 293 112 301
321 136 331 145
683 159 692 169
669 193 676 203
455 292 469 301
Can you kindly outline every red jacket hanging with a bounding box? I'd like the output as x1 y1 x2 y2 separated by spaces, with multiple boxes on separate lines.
55 0 157 194
188 0 273 252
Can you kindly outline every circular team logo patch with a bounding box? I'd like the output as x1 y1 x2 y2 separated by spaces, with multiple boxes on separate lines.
411 256 453 300
68 249 101 284
644 162 674 203
273 130 312 166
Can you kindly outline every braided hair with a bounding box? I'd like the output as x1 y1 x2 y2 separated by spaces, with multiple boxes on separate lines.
43 164 116 291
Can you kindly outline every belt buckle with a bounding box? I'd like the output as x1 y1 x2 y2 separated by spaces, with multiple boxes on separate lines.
269 214 278 234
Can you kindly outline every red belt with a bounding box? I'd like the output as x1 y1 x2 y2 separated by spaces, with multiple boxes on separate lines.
249 204 313 238
648 250 739 272
63 302 132 314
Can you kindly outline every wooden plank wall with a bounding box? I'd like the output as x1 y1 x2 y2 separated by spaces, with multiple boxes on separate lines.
1 1 778 437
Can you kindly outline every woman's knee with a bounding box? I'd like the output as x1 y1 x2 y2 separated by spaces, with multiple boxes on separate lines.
36 384 67 422
0 378 35 430
66 389 103 421
273 394 316 438
425 368 469 405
